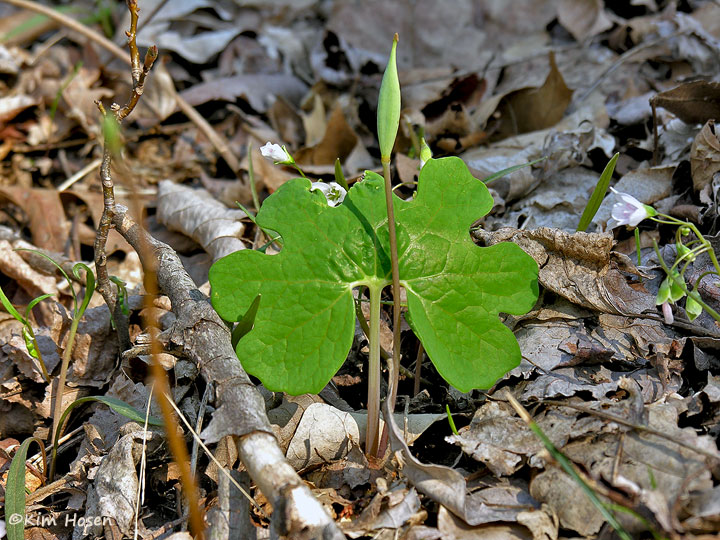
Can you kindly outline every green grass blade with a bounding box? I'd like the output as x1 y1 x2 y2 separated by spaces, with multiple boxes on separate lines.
14 249 77 308
445 404 459 435
526 421 631 539
49 61 82 123
25 293 54 322
334 158 349 191
72 263 95 318
6 437 46 540
0 6 78 43
577 152 619 232
53 396 163 460
482 156 547 185
110 276 130 316
0 285 27 325
232 294 262 348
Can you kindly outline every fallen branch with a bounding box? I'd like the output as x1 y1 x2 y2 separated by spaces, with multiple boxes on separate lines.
111 204 345 539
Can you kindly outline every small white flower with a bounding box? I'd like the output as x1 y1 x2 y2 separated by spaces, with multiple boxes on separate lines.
260 142 289 163
310 182 347 207
609 187 657 228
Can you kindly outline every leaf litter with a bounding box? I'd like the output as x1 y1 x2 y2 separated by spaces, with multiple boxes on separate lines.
0 1 720 539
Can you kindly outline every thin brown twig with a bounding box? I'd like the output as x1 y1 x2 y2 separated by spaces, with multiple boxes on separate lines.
566 31 686 115
540 399 720 462
92 8 157 351
413 342 424 396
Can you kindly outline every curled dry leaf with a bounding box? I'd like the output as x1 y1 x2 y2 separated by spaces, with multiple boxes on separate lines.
343 485 421 538
0 239 57 296
0 95 37 125
691 120 720 192
557 0 613 42
651 81 720 126
81 425 156 538
475 227 655 315
447 400 598 476
157 180 246 261
295 105 358 165
490 53 574 141
0 187 70 252
385 401 542 528
180 73 307 113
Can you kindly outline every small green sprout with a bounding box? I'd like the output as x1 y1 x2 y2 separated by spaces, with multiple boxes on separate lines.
0 285 53 382
377 33 400 162
210 37 539 456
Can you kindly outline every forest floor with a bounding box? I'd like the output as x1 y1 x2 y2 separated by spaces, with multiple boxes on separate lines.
1 1 720 539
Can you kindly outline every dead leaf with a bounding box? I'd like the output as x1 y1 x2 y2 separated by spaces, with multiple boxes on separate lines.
447 401 596 476
295 105 358 165
179 73 307 113
492 53 573 140
302 93 327 147
0 95 37 125
307 445 377 490
157 180 246 261
0 187 70 252
421 74 486 120
343 484 422 538
436 505 535 540
651 81 720 125
0 239 57 296
476 228 655 315
268 393 323 452
285 402 359 470
327 0 488 69
350 410 444 448
557 0 613 42
530 467 605 536
691 120 720 191
82 426 156 538
268 96 304 149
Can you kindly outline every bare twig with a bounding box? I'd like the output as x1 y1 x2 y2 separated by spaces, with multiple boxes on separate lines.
566 31 686 115
110 204 346 539
88 4 208 537
541 399 720 463
92 1 157 351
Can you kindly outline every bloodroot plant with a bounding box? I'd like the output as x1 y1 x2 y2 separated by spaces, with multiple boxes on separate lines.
209 36 539 455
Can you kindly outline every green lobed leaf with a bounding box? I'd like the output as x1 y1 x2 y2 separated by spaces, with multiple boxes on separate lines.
210 156 538 394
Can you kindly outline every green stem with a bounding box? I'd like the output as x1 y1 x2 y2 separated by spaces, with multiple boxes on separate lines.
380 157 402 451
653 241 720 323
247 142 261 212
26 327 49 383
289 162 307 179
634 227 641 266
654 213 720 277
49 314 80 480
366 285 382 456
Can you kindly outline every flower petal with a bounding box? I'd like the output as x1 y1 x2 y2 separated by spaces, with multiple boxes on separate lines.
609 187 653 227
260 142 288 162
311 181 347 207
